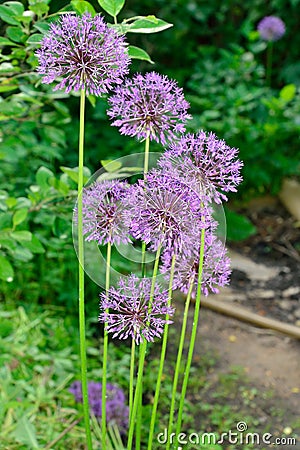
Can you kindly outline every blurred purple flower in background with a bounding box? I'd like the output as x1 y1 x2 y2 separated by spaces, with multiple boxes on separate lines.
107 72 191 145
159 131 243 204
36 13 130 95
257 16 286 42
78 180 131 245
69 381 129 432
99 275 174 344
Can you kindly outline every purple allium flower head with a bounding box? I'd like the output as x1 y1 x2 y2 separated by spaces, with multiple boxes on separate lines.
99 275 174 345
69 381 129 432
257 16 286 42
36 13 130 95
161 232 231 297
159 131 243 204
107 72 191 145
124 169 208 255
78 179 131 245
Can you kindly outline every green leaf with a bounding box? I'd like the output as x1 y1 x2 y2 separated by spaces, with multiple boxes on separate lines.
21 234 45 254
126 16 173 34
0 5 20 25
0 255 14 282
101 159 122 172
13 208 28 228
35 166 54 190
4 2 24 16
13 416 39 448
29 3 49 17
128 45 154 64
97 0 125 17
60 166 90 184
12 246 33 261
6 26 26 43
225 209 257 241
71 0 96 15
0 36 19 46
26 33 44 45
11 230 32 242
279 84 296 102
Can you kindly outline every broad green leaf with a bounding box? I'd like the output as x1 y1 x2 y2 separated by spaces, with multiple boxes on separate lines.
0 5 20 25
0 255 14 281
12 246 33 261
0 36 19 46
6 26 25 43
279 84 296 102
29 3 49 17
71 0 96 15
21 234 45 254
13 208 28 227
126 16 173 34
35 166 54 190
60 166 90 184
11 230 32 242
13 416 39 448
5 197 17 208
26 33 44 45
101 159 122 172
98 0 125 17
4 2 24 16
128 45 154 64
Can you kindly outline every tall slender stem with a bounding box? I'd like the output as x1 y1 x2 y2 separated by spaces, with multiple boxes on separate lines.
148 253 176 450
78 88 93 450
134 133 150 449
129 338 135 418
127 245 162 450
166 277 195 450
102 241 111 449
175 228 206 437
143 136 150 175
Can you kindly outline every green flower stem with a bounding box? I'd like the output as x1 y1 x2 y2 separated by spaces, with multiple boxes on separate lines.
127 245 162 450
148 253 176 450
175 227 205 438
134 133 150 449
78 88 93 450
129 338 135 417
266 41 273 87
166 277 195 450
143 135 150 175
102 241 112 450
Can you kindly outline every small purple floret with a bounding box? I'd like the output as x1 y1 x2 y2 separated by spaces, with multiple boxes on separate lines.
36 13 130 95
257 16 286 42
107 72 191 145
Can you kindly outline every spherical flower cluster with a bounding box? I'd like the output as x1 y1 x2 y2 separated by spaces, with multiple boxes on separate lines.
124 170 208 255
69 381 129 432
78 179 131 245
36 13 130 95
161 232 231 296
107 72 191 145
99 275 174 344
257 16 286 42
159 131 243 204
